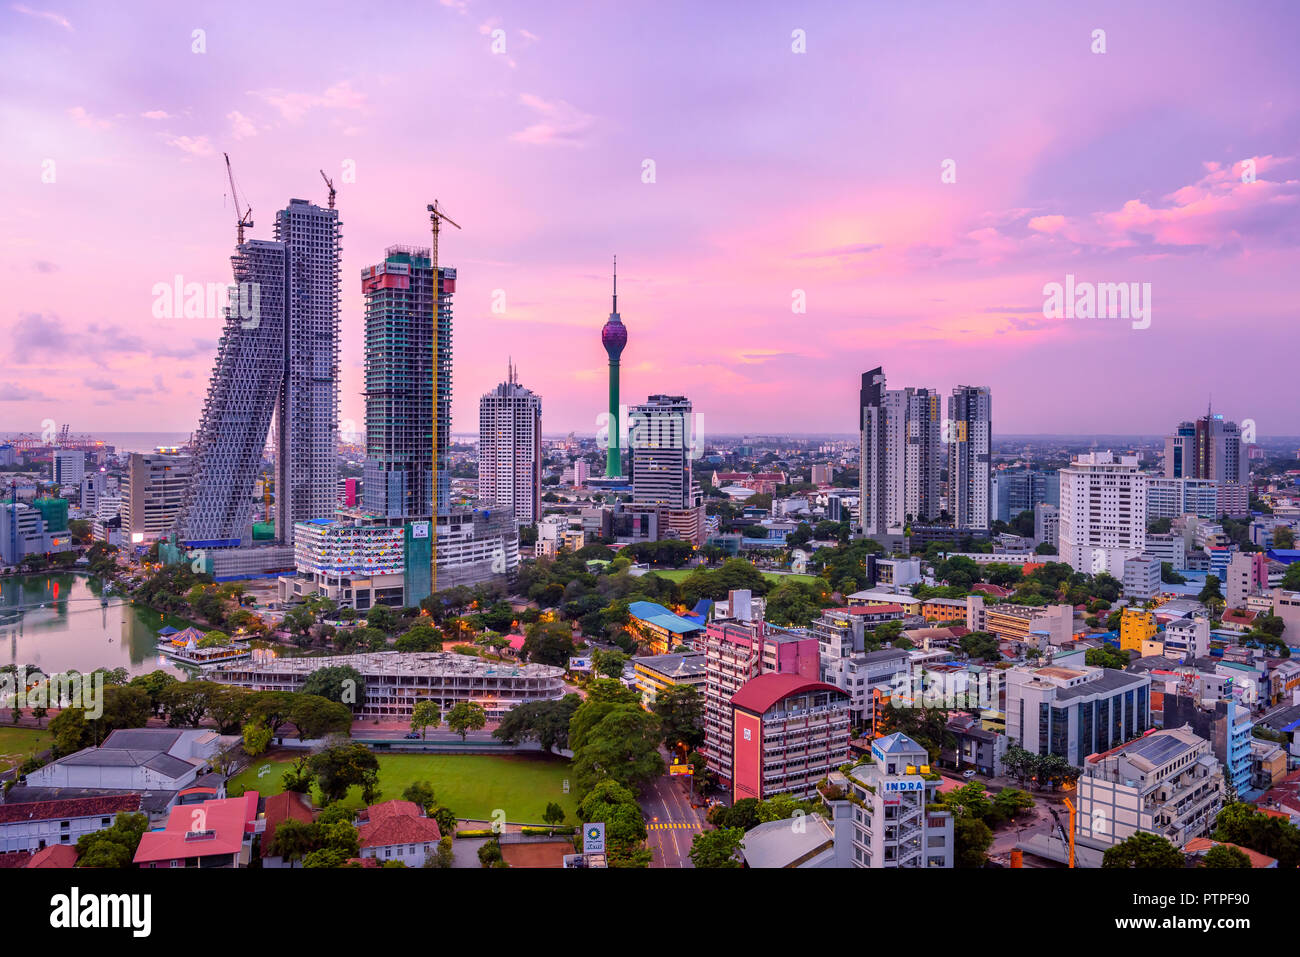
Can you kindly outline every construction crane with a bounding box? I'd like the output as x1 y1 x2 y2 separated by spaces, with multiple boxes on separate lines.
224 152 253 245
1047 800 1078 868
319 169 335 209
426 200 461 595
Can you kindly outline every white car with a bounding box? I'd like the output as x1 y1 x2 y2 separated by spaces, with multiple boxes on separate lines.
962 770 977 779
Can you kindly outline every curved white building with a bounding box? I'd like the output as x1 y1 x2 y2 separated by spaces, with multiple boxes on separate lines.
206 650 565 719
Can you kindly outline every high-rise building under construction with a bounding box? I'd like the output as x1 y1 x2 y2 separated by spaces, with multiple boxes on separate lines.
359 246 453 520
177 197 341 553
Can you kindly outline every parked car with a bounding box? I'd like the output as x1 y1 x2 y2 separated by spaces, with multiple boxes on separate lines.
962 769 977 779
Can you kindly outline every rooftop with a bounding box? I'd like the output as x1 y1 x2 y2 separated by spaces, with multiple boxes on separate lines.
730 673 846 715
739 814 835 868
632 652 707 679
207 650 565 679
628 601 706 635
1055 668 1149 701
0 793 141 826
133 792 259 864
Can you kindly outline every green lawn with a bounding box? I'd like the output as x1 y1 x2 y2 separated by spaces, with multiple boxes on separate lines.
228 752 580 825
646 568 822 586
0 727 52 773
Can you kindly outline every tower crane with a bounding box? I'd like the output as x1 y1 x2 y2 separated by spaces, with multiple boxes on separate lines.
319 169 335 209
426 200 461 594
224 152 253 245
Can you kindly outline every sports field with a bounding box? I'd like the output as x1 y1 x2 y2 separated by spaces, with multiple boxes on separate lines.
0 727 52 773
228 752 580 825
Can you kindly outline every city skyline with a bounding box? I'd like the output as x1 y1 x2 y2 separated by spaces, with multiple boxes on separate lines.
3 1 1299 439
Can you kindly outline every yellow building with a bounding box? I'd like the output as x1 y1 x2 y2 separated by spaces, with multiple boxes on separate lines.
921 598 967 622
1119 607 1157 652
632 652 707 709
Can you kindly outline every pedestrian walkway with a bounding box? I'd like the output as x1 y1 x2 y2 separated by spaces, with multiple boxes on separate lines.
648 821 701 830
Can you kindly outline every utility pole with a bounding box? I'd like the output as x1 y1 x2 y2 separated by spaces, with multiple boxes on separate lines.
426 201 461 595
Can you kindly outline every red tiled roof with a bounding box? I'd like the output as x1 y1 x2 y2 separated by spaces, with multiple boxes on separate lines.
361 799 423 824
846 604 904 615
261 791 315 858
0 794 141 825
0 851 32 868
1184 837 1276 868
27 845 78 868
971 584 1011 597
357 804 441 850
133 792 258 865
730 673 846 715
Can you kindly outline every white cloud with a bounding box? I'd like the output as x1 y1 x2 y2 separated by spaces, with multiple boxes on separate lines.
227 110 257 139
67 106 110 129
11 4 71 29
511 94 595 147
250 81 366 122
166 134 214 157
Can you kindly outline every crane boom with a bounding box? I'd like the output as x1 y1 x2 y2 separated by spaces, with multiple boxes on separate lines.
426 200 462 595
319 169 335 209
224 152 254 245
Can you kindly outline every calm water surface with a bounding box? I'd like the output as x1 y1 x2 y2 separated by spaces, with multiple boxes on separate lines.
0 573 190 678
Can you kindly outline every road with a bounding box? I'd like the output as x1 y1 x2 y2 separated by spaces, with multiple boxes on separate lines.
640 769 708 868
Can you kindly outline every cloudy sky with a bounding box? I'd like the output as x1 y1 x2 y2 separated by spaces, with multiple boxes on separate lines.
2 0 1297 439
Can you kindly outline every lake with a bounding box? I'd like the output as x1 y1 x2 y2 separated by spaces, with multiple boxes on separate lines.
0 573 190 679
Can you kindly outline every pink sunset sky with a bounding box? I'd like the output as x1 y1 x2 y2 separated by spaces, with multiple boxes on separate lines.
2 0 1298 439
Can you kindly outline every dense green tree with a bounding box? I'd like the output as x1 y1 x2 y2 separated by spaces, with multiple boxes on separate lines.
1212 802 1300 868
307 742 380 805
75 812 149 868
571 706 664 795
445 701 488 740
652 684 705 752
395 623 444 652
576 779 651 868
301 665 366 709
242 719 273 757
411 700 442 739
689 827 745 868
288 695 354 741
1102 832 1185 868
959 631 1001 661
402 781 437 814
954 816 993 868
520 619 577 666
492 695 581 753
1202 844 1251 868
592 648 628 679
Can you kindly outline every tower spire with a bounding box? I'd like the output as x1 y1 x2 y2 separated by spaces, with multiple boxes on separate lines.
612 254 617 315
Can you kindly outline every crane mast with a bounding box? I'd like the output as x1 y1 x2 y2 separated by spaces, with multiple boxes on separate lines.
425 200 461 595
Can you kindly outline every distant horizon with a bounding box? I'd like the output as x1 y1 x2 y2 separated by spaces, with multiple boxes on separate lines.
6 428 1300 447
3 2 1298 437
